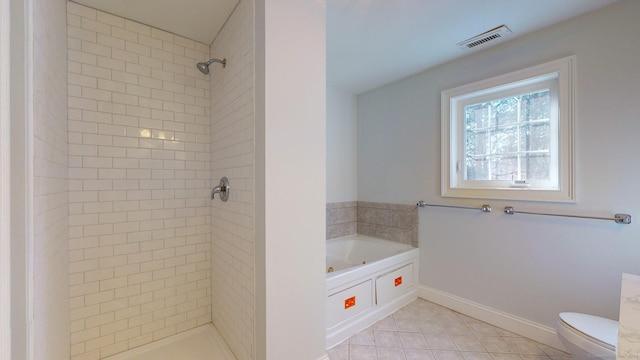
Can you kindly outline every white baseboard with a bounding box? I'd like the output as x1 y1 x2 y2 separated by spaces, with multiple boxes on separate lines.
418 285 567 351
317 355 331 360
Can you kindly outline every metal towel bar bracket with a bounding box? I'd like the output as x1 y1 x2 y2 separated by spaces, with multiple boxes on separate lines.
504 206 631 224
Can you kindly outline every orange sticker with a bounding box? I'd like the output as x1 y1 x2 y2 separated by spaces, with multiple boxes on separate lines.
395 276 402 287
344 296 356 309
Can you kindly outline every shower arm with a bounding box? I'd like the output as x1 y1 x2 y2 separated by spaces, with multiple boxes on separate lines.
208 58 226 68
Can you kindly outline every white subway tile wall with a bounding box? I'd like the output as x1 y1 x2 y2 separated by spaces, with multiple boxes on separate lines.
210 0 256 359
67 3 213 358
34 0 70 358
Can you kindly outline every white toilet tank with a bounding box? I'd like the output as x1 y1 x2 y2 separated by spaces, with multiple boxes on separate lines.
556 312 617 360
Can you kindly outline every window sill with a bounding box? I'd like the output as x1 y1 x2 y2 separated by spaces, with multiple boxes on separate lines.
441 186 575 203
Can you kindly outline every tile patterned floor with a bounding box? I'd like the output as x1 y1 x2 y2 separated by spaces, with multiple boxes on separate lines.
328 299 573 360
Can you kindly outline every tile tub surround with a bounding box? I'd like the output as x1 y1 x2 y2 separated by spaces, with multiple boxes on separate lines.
357 202 418 248
618 273 640 360
327 202 419 248
67 3 212 358
328 299 572 360
327 202 358 239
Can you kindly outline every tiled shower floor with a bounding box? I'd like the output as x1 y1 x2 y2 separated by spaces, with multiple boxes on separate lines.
328 299 572 360
104 324 235 360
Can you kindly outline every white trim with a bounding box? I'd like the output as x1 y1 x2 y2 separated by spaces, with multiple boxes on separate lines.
24 0 35 357
417 285 567 351
0 0 11 356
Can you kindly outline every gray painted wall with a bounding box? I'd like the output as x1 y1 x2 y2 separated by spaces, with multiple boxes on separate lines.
356 0 640 328
327 87 358 203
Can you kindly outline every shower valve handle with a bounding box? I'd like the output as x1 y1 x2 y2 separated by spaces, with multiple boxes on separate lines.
211 177 230 202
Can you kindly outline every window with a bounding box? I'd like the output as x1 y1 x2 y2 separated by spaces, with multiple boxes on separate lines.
442 56 575 202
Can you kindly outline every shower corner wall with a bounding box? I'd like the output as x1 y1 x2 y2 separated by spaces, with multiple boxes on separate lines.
209 0 256 359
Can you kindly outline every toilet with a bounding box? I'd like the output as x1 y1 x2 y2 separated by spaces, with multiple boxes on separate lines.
556 312 618 360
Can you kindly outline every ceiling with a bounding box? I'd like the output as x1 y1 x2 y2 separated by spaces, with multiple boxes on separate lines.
327 0 616 94
71 0 239 45
73 0 617 95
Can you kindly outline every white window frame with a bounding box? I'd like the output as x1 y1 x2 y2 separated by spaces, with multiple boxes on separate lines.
441 56 575 202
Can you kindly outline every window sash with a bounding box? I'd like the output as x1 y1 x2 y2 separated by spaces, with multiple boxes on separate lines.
454 79 559 188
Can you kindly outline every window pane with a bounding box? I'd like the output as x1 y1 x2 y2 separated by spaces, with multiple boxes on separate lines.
464 89 552 182
524 154 551 180
465 130 488 157
492 98 518 126
465 104 491 129
491 125 518 154
522 90 550 121
520 123 550 151
466 157 489 180
491 155 517 180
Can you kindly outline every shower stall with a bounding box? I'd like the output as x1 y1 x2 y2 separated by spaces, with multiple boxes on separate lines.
65 1 255 358
9 0 326 359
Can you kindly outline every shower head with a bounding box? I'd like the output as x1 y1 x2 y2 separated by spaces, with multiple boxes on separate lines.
196 62 210 74
196 58 226 74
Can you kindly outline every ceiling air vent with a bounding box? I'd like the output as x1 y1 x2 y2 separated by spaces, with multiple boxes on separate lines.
457 25 512 50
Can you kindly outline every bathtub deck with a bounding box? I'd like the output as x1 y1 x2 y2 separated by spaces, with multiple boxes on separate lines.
104 324 236 360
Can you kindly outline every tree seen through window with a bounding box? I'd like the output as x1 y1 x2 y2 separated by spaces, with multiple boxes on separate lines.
464 89 551 182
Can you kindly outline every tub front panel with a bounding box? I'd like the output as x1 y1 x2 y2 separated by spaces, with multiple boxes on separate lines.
326 280 373 328
375 263 414 305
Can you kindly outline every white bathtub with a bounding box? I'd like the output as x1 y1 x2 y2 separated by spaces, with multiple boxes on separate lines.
325 235 419 349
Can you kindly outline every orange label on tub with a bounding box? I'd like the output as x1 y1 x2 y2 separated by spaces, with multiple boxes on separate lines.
395 276 402 287
344 296 356 309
